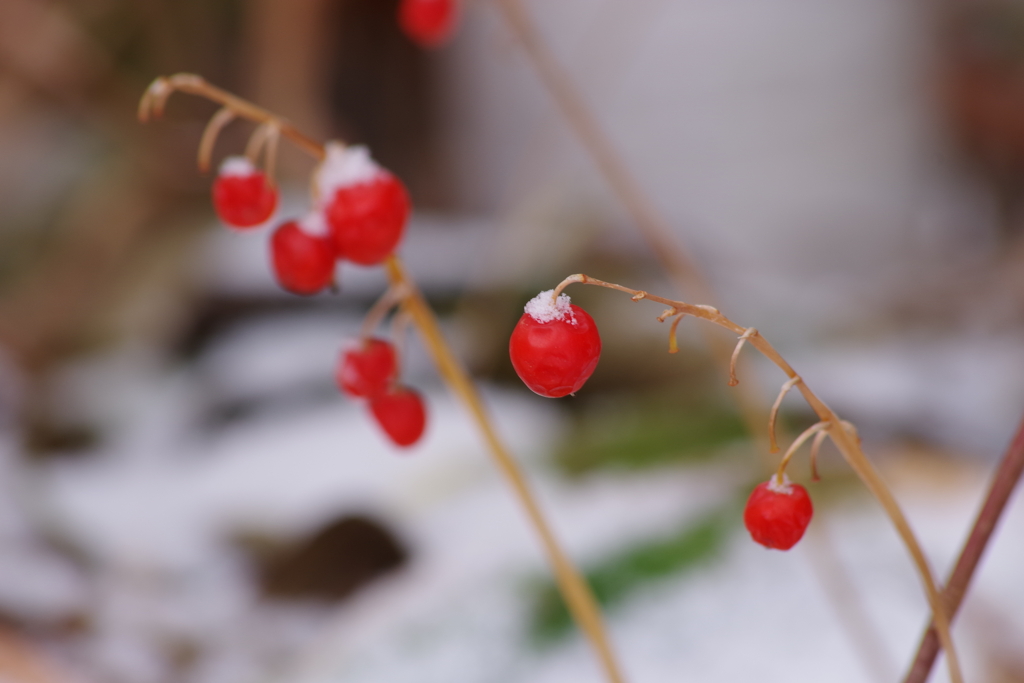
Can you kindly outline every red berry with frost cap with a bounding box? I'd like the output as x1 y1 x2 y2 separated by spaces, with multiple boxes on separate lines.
317 144 410 266
743 475 813 550
370 385 427 447
509 290 601 398
337 338 398 398
398 0 459 48
212 156 277 228
270 213 336 296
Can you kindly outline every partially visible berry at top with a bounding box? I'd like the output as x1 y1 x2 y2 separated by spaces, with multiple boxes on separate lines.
269 212 336 296
316 143 410 266
212 156 277 228
398 0 459 48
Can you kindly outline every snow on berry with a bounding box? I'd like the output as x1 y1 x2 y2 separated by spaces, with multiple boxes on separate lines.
269 213 336 296
337 338 398 398
398 0 459 48
743 475 814 550
212 156 277 228
316 143 410 266
509 290 601 398
370 385 427 448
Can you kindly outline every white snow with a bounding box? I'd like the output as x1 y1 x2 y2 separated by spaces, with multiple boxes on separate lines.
524 290 574 324
314 144 384 202
218 156 257 178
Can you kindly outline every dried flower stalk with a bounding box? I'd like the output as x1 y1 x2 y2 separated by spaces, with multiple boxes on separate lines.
139 74 627 683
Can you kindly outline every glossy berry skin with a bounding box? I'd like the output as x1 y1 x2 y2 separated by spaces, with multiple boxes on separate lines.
398 0 458 48
337 338 398 398
743 480 814 550
509 304 601 398
212 169 277 228
370 386 427 448
269 221 336 295
325 174 410 265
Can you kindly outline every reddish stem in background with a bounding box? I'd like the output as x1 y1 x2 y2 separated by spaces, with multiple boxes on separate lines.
903 414 1024 683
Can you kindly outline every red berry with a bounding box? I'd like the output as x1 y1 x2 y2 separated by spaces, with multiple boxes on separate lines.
743 477 814 550
325 174 410 266
269 215 336 296
337 338 398 398
398 0 459 48
509 291 601 398
212 156 277 228
370 386 427 447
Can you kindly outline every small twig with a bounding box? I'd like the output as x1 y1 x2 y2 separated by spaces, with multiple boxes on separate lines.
729 328 758 386
360 284 409 340
903 413 1024 683
776 421 829 483
197 106 235 173
244 121 276 164
667 313 685 354
769 376 802 454
809 429 829 482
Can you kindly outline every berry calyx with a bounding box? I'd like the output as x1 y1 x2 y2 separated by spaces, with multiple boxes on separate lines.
398 0 459 48
337 338 398 398
212 156 277 228
743 476 814 550
509 290 601 398
269 213 336 296
317 144 410 266
370 385 427 447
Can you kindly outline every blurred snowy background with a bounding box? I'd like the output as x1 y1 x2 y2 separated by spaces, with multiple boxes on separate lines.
1 0 1024 682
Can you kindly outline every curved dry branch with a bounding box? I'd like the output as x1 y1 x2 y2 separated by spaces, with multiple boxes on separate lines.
550 273 964 683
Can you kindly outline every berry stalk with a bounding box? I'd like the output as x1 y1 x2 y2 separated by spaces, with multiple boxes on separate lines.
139 75 627 683
548 273 965 683
384 257 625 683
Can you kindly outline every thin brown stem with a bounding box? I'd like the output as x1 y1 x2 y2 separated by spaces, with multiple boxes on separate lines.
360 284 409 340
552 273 964 683
140 76 627 683
198 106 235 173
769 377 802 454
729 328 758 386
776 422 828 483
139 74 325 160
385 259 626 683
903 414 1024 683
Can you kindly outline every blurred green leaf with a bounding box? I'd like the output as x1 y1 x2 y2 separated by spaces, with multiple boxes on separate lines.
528 504 737 645
554 403 747 476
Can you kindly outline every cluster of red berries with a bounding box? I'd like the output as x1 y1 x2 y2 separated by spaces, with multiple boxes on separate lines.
398 0 459 48
509 288 815 549
211 144 410 296
211 147 423 448
337 338 427 448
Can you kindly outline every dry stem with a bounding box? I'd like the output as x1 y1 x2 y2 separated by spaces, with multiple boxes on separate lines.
551 273 964 683
140 74 626 683
903 414 1024 683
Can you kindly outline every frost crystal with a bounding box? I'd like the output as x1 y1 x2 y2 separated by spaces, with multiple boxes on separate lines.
524 290 575 324
218 155 257 177
315 143 384 200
